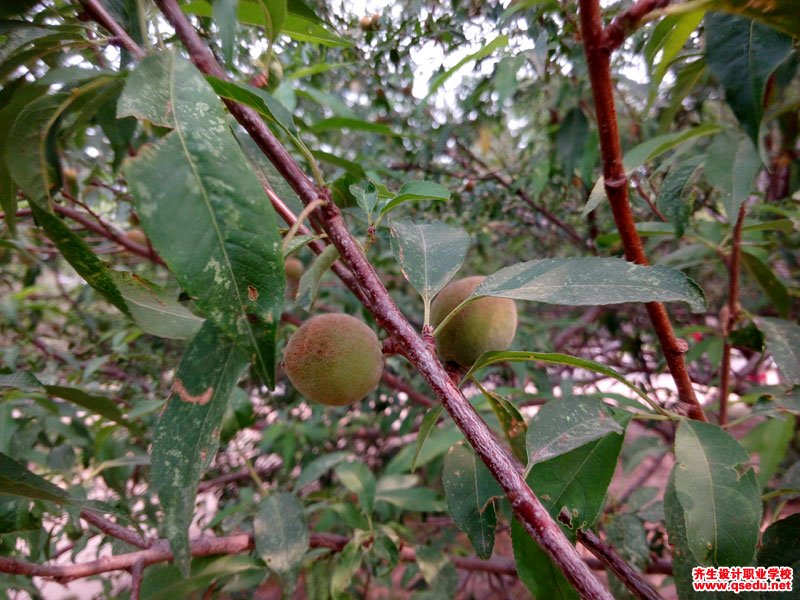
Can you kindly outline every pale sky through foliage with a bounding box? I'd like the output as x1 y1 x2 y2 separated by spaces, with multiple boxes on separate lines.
335 0 647 111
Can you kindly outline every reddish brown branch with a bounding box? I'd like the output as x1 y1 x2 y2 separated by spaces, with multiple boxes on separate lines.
381 371 434 407
718 204 746 425
8 205 164 265
79 0 146 59
0 526 670 582
577 529 664 600
151 1 612 596
578 0 705 422
449 143 593 252
129 559 145 600
197 458 283 492
0 531 511 580
80 511 150 550
604 0 671 52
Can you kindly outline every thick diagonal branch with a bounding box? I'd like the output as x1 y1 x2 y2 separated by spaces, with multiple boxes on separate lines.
578 0 706 421
150 1 612 596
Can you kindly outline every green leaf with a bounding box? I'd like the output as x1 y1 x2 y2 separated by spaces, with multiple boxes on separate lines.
671 420 761 565
464 350 656 411
374 485 444 512
109 271 205 340
664 473 710 599
426 35 508 97
742 252 790 318
287 61 353 80
656 156 703 238
254 493 308 579
705 13 792 144
705 130 761 219
139 555 263 600
474 257 706 312
389 220 468 325
556 108 588 179
528 423 627 531
606 513 650 569
254 0 286 42
0 452 124 517
526 397 623 465
28 203 130 317
645 9 705 95
349 182 378 220
120 53 284 385
0 371 46 392
625 124 721 171
330 537 363 599
741 415 795 489
583 124 720 216
45 385 141 435
296 244 339 311
308 116 395 136
386 426 462 474
295 451 352 490
411 405 444 473
335 461 375 515
442 443 501 559
380 181 451 215
0 82 48 234
214 0 238 65
475 383 528 462
754 317 800 385
415 546 458 597
758 513 800 592
0 371 141 434
183 0 350 47
150 321 249 575
6 92 69 201
206 75 297 136
512 519 579 600
0 21 83 65
706 0 800 53
741 218 794 234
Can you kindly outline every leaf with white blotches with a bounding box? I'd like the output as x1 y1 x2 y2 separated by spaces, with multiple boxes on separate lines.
151 321 248 576
254 493 309 580
442 443 501 559
120 52 284 385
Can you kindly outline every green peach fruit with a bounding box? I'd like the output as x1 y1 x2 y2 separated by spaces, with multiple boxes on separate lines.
431 276 517 367
282 313 383 406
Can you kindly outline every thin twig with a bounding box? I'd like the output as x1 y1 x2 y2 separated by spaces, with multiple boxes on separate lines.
9 205 164 264
79 511 149 549
0 532 508 580
381 371 434 408
79 0 146 59
578 0 705 422
718 204 746 425
449 142 593 252
129 559 145 600
604 0 672 52
577 528 664 600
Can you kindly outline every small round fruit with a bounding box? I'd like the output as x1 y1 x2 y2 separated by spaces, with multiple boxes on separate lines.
267 58 283 90
284 257 304 281
124 228 148 246
282 313 383 406
431 276 517 367
284 256 304 300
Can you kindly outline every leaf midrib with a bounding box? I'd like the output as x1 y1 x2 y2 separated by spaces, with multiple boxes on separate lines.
167 54 262 368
